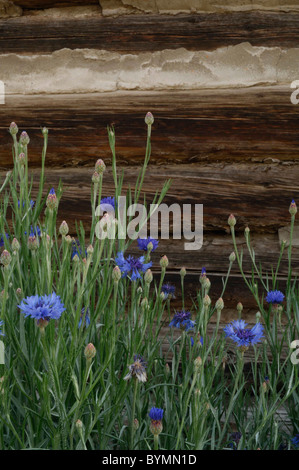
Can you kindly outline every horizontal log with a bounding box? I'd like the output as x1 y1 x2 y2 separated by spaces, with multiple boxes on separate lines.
1 88 298 167
13 1 98 8
27 164 299 234
1 12 299 53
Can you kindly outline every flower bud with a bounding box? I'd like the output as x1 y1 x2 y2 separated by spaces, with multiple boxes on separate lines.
76 419 83 430
65 235 72 244
18 152 26 166
228 214 236 227
202 277 211 291
84 343 96 361
289 200 297 216
160 255 169 269
203 295 211 307
244 226 250 237
133 418 139 431
59 220 69 237
112 266 121 283
11 238 20 251
16 287 22 299
9 122 18 135
19 131 30 146
92 171 100 184
215 297 224 311
180 267 187 278
95 159 106 175
0 250 11 266
145 112 154 126
86 244 94 257
28 235 39 251
237 302 243 314
229 252 236 263
46 188 58 211
256 311 261 322
194 356 202 371
141 297 149 311
144 269 153 284
42 127 48 136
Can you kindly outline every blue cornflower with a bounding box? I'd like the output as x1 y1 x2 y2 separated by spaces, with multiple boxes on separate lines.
149 407 164 421
0 320 4 336
18 200 35 209
292 434 299 448
115 251 152 281
78 307 90 329
266 290 284 304
190 335 203 347
100 197 116 211
224 319 264 348
137 237 159 252
71 240 87 260
0 233 9 247
161 283 176 300
25 225 41 237
169 310 195 332
18 293 65 323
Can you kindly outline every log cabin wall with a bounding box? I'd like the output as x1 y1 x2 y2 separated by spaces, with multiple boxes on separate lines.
0 0 299 324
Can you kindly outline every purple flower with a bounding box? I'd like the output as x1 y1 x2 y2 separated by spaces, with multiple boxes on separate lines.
100 196 116 212
115 251 152 281
137 237 159 252
161 283 176 300
18 200 35 209
169 310 195 332
18 293 65 322
224 320 264 348
149 407 164 421
266 290 284 304
0 233 9 248
78 307 90 329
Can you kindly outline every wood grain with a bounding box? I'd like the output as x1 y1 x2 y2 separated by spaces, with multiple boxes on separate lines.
1 88 298 168
13 0 98 8
1 12 299 53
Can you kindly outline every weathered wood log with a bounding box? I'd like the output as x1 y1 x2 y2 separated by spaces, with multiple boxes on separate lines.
13 0 98 8
1 88 298 167
12 164 299 234
1 12 299 53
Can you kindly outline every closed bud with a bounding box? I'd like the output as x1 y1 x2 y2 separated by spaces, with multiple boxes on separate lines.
11 238 20 251
229 251 236 263
1 250 11 266
42 127 48 136
203 294 211 307
237 302 243 314
59 220 69 237
20 131 30 146
18 152 26 166
95 159 106 175
133 418 139 431
144 269 153 284
87 244 94 256
65 235 72 244
160 255 169 269
16 287 22 299
76 419 83 430
84 343 96 361
256 311 261 322
141 297 149 310
180 267 186 278
112 266 121 283
202 277 211 291
194 356 202 371
215 297 224 311
9 122 18 135
28 235 39 250
228 214 236 227
145 112 154 126
244 226 250 237
92 171 100 184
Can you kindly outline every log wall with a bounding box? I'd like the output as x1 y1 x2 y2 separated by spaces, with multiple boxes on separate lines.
0 0 299 322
